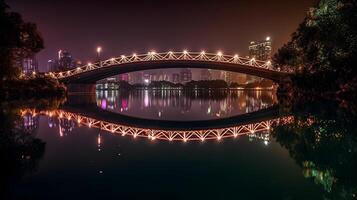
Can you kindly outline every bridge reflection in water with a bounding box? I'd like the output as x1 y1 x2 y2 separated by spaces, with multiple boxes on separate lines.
21 109 292 144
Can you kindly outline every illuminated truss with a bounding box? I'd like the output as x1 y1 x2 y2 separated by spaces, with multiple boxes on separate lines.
45 51 277 79
21 109 290 142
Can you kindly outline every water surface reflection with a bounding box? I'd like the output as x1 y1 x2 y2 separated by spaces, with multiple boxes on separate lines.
96 89 277 121
1 97 356 200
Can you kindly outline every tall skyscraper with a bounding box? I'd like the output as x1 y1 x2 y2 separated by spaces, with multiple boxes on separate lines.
248 37 272 83
57 50 75 71
48 50 79 72
249 37 272 61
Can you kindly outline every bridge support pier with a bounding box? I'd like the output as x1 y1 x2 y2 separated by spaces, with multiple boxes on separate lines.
66 83 96 94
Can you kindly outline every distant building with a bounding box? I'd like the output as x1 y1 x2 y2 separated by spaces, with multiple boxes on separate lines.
57 50 75 71
180 68 192 83
143 73 151 84
118 73 130 82
128 71 144 84
200 69 212 80
171 73 180 83
47 59 57 72
48 50 79 72
220 71 231 83
236 73 247 84
249 37 272 61
157 70 169 81
248 37 272 83
228 72 247 85
22 56 38 75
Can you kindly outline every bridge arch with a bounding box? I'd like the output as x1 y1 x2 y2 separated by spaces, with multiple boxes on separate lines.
46 51 290 84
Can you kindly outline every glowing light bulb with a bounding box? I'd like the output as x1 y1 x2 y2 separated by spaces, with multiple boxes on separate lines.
97 47 102 53
217 51 222 56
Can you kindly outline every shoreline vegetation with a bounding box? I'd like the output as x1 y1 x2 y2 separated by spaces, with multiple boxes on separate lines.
273 0 357 100
2 76 67 100
0 1 66 100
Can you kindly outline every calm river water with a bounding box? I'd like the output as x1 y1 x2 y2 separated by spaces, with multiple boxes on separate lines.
1 89 356 200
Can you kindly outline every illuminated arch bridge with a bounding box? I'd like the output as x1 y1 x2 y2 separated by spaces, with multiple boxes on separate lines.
45 51 291 84
22 109 292 142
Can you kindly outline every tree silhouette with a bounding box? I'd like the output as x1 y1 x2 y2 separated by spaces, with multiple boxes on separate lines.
0 0 44 80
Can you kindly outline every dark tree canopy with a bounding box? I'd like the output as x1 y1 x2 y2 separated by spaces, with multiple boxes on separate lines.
0 0 44 80
274 0 357 95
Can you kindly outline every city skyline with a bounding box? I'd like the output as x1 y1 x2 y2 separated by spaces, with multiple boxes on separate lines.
8 0 315 71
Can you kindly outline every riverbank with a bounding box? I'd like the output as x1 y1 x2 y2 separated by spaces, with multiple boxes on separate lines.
2 77 67 100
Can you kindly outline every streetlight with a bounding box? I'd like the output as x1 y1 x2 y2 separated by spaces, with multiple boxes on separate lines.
96 47 102 60
96 46 102 66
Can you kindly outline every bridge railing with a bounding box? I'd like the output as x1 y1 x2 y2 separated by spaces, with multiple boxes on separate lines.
45 51 278 79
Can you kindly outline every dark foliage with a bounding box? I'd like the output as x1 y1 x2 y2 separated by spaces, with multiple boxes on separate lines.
0 0 44 80
2 76 67 100
274 0 357 98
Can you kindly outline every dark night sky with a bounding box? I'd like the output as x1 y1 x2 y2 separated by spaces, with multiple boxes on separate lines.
7 0 315 71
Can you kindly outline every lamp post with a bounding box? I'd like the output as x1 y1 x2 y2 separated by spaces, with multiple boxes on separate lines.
97 46 102 66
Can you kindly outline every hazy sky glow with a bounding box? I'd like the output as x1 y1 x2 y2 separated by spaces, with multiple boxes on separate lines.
8 0 315 71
